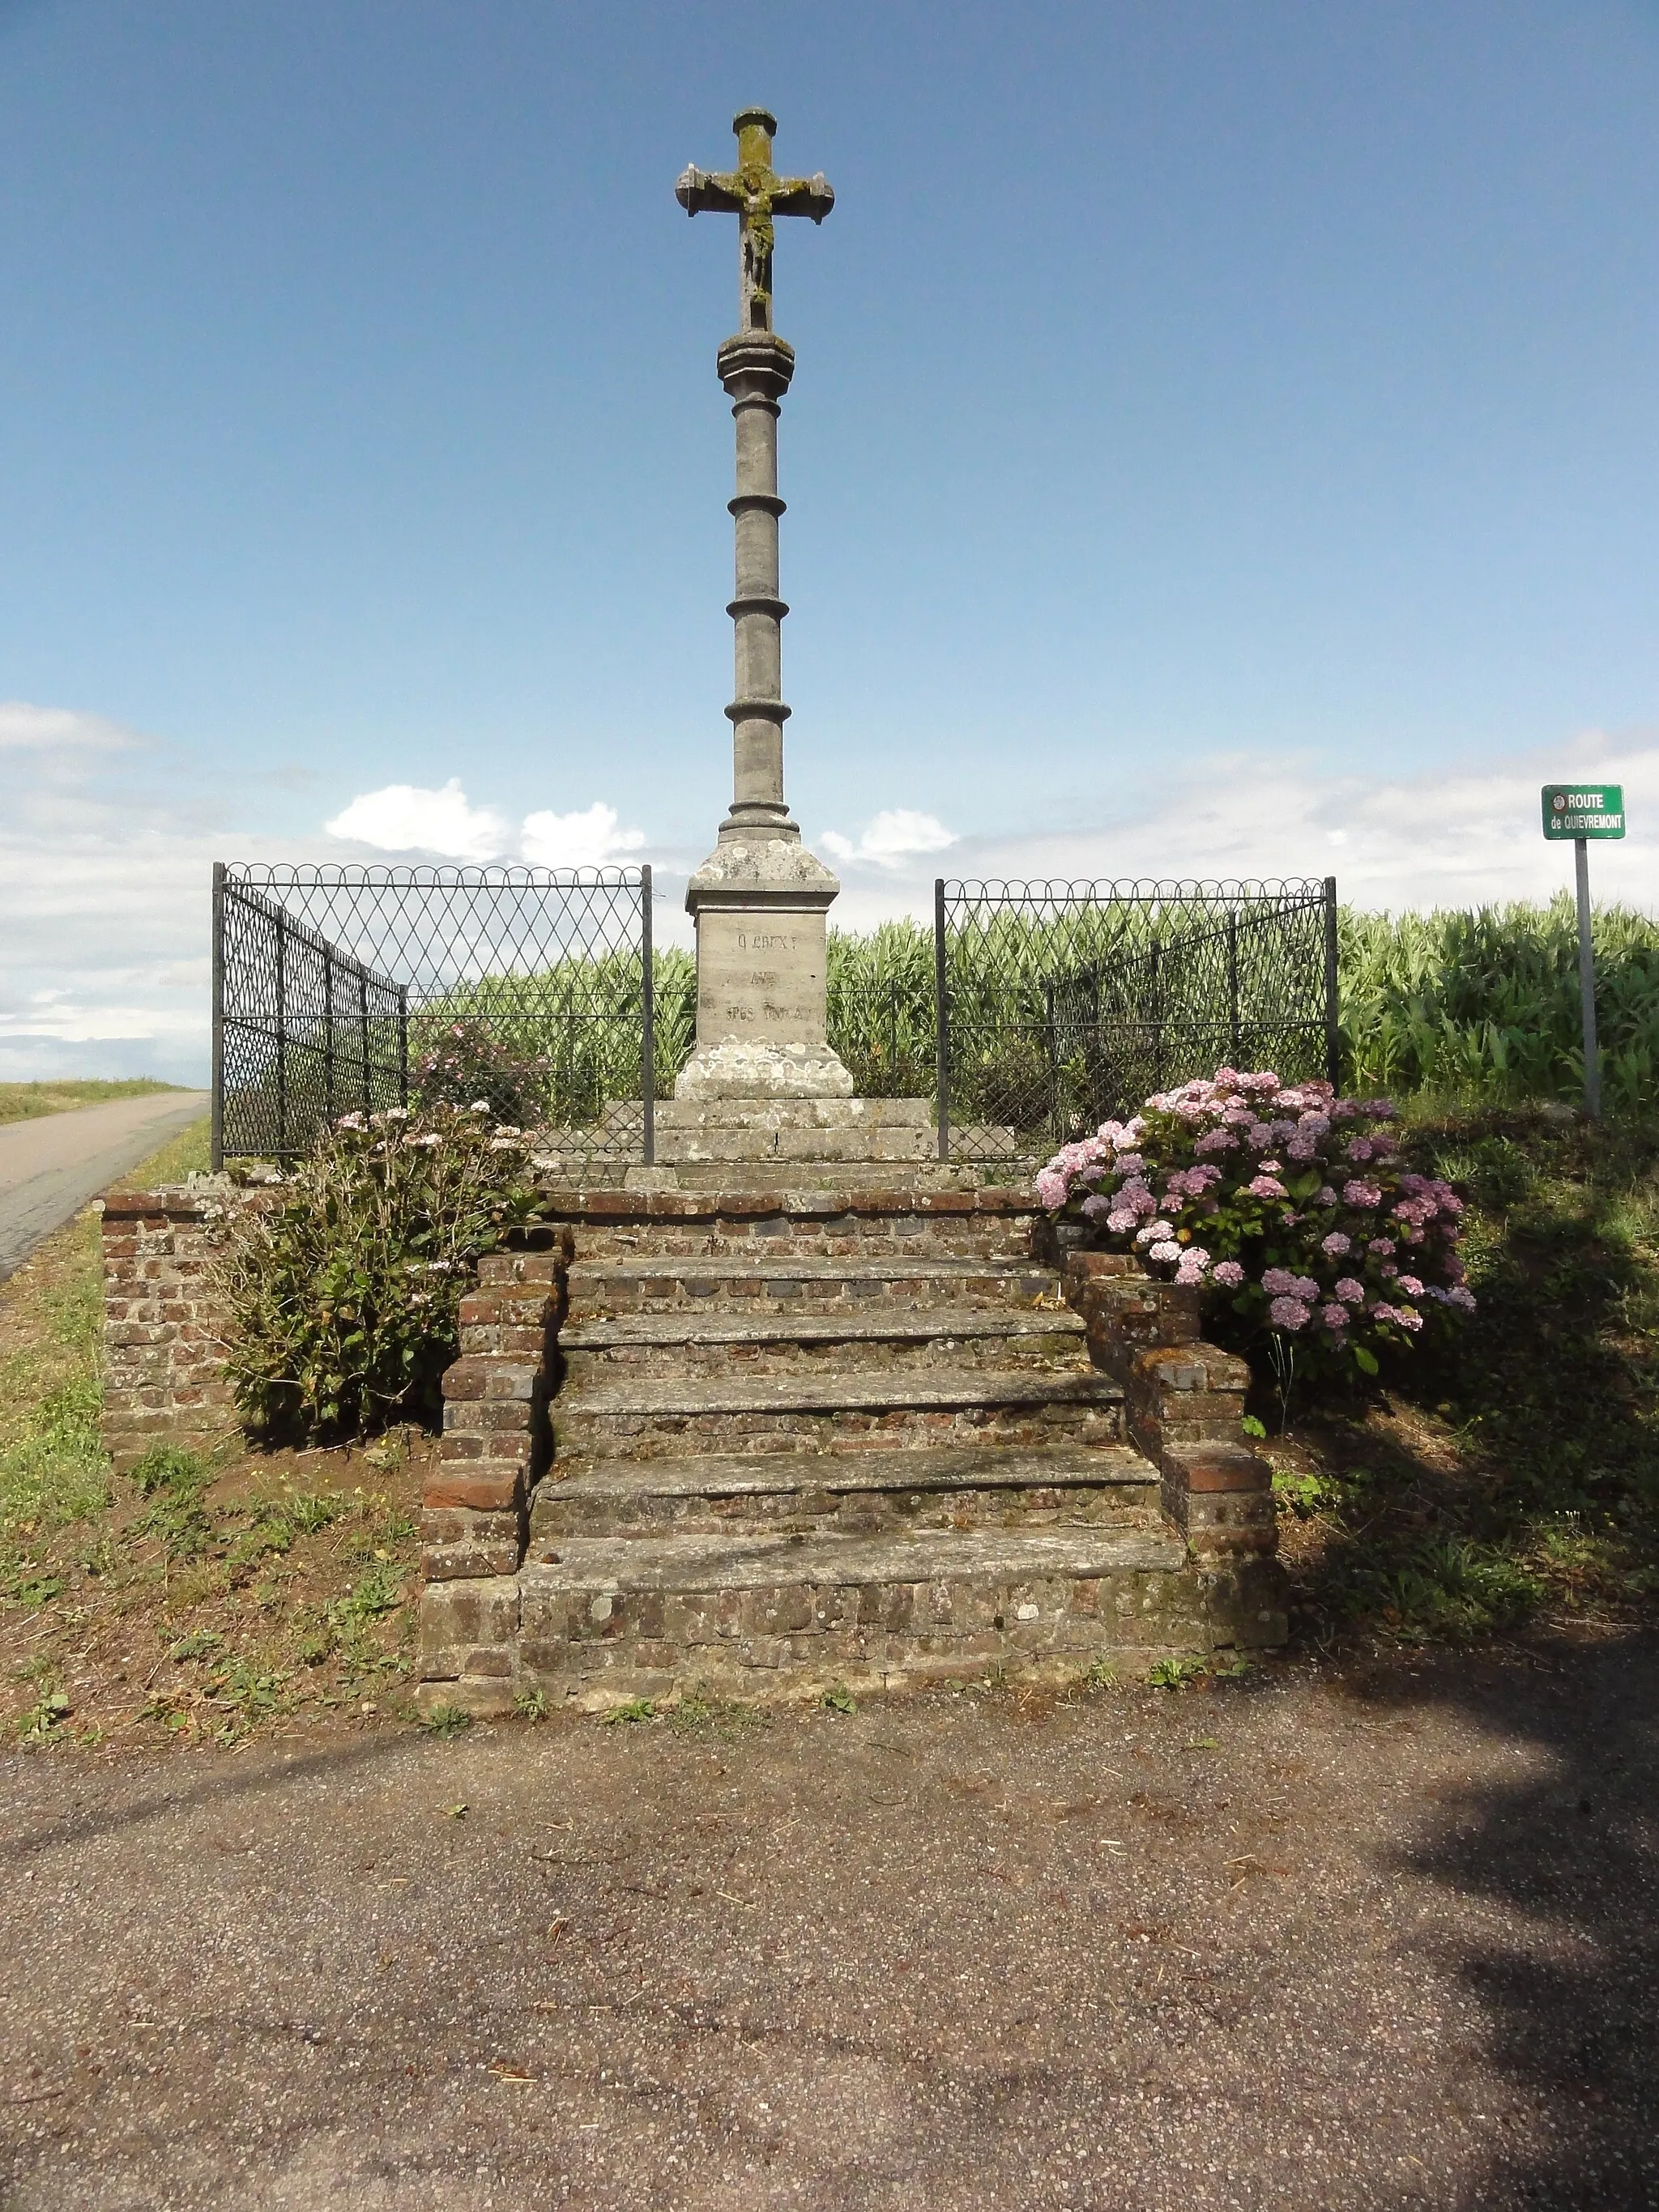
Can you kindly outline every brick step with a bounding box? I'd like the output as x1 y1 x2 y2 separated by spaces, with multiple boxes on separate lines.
529 1441 1158 1541
540 1200 1042 1265
552 1364 1125 1460
557 1305 1085 1383
566 1255 1063 1316
510 1523 1201 1709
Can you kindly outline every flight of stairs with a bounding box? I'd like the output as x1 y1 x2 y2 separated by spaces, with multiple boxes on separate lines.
427 1188 1241 1711
418 1096 1286 1714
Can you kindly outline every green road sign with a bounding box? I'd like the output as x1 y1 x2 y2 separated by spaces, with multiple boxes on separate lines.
1542 784 1625 840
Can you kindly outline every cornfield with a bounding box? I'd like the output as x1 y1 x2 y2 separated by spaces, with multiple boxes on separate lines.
389 897 1659 1119
1340 897 1659 1115
225 894 1659 1158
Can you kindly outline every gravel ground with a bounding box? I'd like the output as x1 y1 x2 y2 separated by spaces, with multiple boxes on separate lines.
2 1633 1654 2211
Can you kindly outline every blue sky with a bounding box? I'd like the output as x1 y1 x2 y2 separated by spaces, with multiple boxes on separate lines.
3 1 1657 1076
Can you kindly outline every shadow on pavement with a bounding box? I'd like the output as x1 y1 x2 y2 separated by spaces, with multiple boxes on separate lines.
1358 1631 1659 2208
3 1726 419 1867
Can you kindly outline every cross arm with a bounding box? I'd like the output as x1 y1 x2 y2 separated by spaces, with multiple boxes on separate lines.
768 173 835 223
676 165 744 216
676 165 834 223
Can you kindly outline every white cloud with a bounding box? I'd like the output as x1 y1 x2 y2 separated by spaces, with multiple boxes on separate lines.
520 801 646 869
821 732 1659 931
322 781 647 869
0 701 134 750
4 697 1657 1090
325 778 510 860
820 808 958 868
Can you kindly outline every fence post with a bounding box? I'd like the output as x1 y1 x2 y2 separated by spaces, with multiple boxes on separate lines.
275 917 288 1158
357 971 370 1110
933 878 949 1161
640 865 655 1165
1226 912 1241 1067
322 945 336 1127
1323 877 1341 1092
398 987 409 1109
210 863 225 1171
1043 978 1059 1146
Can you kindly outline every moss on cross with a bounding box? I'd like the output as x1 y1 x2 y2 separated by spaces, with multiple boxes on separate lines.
675 107 834 334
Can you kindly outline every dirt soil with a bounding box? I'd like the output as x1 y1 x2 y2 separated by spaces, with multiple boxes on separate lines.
2 1631 1655 2211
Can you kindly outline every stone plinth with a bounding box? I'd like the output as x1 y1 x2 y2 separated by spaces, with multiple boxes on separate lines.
676 835 849 1101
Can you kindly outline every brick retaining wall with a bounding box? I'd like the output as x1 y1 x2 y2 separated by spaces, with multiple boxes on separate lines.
100 1189 244 1470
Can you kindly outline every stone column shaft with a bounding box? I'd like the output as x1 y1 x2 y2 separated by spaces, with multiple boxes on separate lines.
719 340 795 836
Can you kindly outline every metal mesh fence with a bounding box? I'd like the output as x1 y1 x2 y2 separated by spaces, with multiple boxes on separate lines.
212 866 1338 1178
936 879 1339 1166
213 864 659 1167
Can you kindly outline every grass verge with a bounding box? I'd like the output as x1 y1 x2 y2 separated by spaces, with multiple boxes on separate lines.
2 1119 422 1748
1269 1102 1659 1646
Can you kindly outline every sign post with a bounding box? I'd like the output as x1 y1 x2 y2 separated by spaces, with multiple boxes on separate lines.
1542 784 1625 1121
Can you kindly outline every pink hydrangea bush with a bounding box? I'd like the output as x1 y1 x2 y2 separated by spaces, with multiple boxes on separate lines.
1035 1068 1474 1375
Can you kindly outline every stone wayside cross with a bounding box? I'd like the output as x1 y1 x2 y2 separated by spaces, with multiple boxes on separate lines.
672 109 852 1101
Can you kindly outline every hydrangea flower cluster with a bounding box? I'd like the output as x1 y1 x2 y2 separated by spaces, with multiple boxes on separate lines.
1035 1068 1474 1370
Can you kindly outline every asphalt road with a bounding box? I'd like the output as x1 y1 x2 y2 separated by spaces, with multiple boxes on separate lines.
0 1092 209 1281
2 1635 1653 2210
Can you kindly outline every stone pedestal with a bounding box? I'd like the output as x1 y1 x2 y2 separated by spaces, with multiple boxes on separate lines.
678 835 848 1101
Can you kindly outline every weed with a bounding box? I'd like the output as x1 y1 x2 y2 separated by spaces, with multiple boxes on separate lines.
1273 1464 1374 1520
129 1446 214 1561
1146 1656 1207 1690
208 1659 292 1733
1370 1538 1543 1643
1081 1659 1118 1689
18 1682 70 1743
665 1692 768 1739
130 1446 205 1498
420 1703 472 1737
600 1698 656 1725
8 1571 64 1609
169 1628 224 1663
820 1682 858 1715
514 1688 549 1722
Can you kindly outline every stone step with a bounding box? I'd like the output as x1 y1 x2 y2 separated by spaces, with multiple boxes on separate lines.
552 1364 1125 1460
529 1441 1158 1541
559 1306 1084 1350
514 1523 1201 1708
566 1255 1064 1316
557 1303 1086 1383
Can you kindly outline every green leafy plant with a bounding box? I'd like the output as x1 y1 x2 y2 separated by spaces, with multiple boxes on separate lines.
1146 1655 1207 1689
820 1681 858 1714
19 1682 71 1743
130 1444 214 1560
420 1702 472 1737
216 1105 546 1443
600 1697 656 1725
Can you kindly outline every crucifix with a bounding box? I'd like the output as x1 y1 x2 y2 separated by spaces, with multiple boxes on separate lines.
676 105 834 335
672 107 852 1102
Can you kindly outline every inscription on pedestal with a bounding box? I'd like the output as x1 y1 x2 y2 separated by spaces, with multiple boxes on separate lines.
697 910 828 1044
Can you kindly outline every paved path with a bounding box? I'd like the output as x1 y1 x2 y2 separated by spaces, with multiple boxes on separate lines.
1 1636 1653 2210
0 1091 209 1281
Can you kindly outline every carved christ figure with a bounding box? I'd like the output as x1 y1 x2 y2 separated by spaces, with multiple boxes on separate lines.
676 107 834 333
